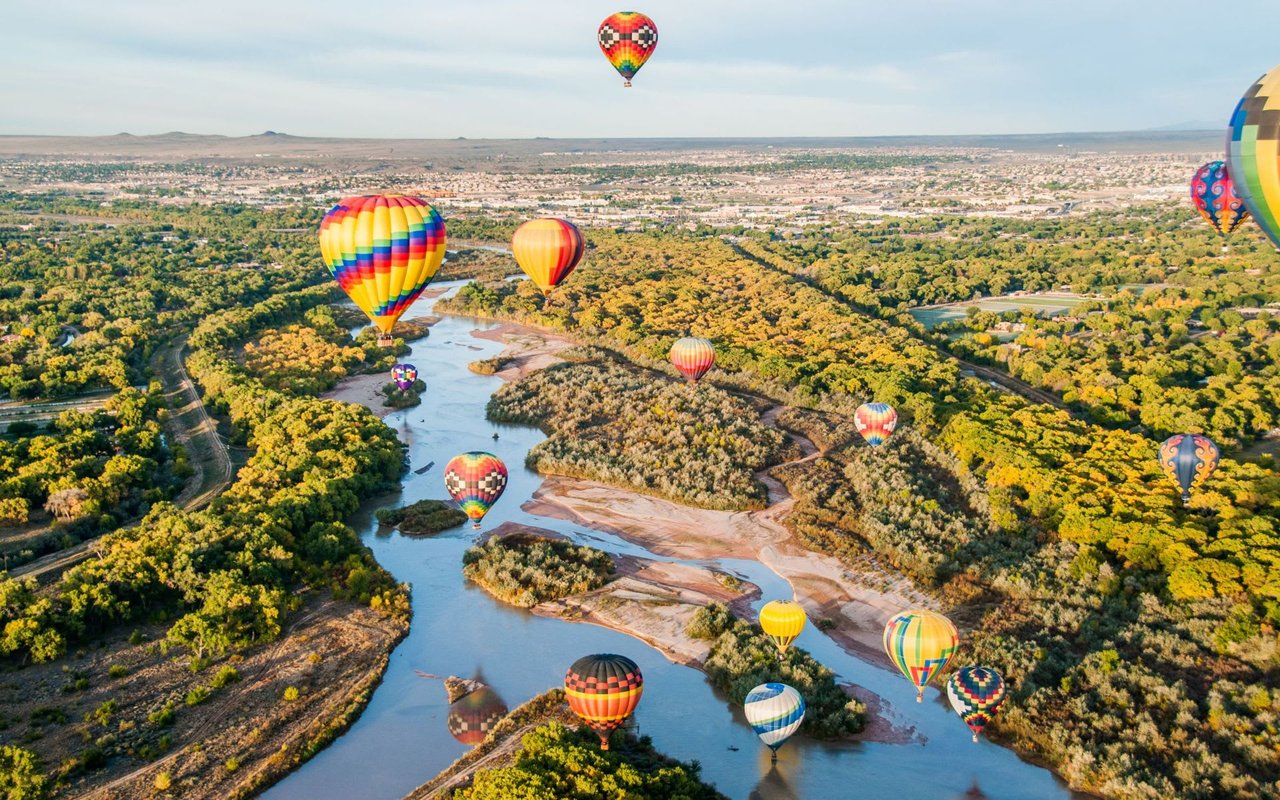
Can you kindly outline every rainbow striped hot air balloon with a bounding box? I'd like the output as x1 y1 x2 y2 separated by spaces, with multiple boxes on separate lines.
443 452 508 530
319 195 446 346
1158 434 1219 505
598 12 658 87
855 402 898 446
1228 64 1280 251
946 666 1007 743
1191 161 1249 236
883 609 959 702
391 363 418 391
565 654 644 750
743 683 805 763
669 337 715 384
511 218 585 295
759 600 807 661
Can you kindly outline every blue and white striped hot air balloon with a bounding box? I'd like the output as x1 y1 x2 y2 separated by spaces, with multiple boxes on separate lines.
743 682 805 762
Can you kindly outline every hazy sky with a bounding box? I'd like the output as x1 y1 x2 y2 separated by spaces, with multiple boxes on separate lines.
4 0 1279 138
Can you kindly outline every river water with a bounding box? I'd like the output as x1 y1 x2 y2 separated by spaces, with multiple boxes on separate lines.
262 281 1087 800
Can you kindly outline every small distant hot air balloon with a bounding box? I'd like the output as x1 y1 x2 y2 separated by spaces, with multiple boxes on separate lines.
511 218 585 295
565 654 643 750
946 666 1007 743
447 686 509 746
318 195 446 347
759 600 806 661
669 337 715 384
855 402 897 446
444 452 508 530
883 609 959 702
1158 434 1219 505
1228 64 1280 251
743 683 805 763
598 12 658 87
1191 161 1249 236
391 363 418 391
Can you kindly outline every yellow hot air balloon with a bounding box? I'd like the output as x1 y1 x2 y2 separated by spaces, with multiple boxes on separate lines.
511 218 585 295
319 195 446 346
883 609 959 702
759 600 807 660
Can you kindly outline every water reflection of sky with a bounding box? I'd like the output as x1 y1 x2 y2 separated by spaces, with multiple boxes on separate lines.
262 282 1089 800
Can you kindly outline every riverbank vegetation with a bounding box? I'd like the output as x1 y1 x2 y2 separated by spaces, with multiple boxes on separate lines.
486 348 790 510
377 500 467 535
689 602 865 739
462 534 614 608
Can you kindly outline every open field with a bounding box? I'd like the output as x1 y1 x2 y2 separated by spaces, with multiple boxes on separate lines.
910 291 1091 328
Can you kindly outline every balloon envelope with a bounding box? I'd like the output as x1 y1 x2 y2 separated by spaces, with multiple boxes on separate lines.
319 195 445 343
511 218 585 294
743 683 805 753
1228 65 1280 250
669 337 715 383
598 12 658 87
883 609 959 700
758 600 806 658
444 452 508 529
391 363 418 391
1158 434 1219 504
447 686 508 746
1191 161 1249 235
855 402 898 446
947 666 1007 742
564 653 643 749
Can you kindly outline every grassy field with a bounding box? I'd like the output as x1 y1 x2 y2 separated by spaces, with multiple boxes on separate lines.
909 291 1088 328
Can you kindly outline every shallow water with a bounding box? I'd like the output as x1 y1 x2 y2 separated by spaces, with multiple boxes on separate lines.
262 282 1088 800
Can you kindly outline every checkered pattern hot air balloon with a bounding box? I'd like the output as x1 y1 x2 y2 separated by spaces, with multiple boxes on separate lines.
669 337 715 384
883 609 959 702
511 218 585 294
391 363 418 391
319 195 445 346
1228 64 1280 251
598 12 658 87
443 452 508 530
1157 434 1219 505
447 686 508 746
743 683 805 762
855 402 898 446
1191 161 1249 236
946 666 1007 743
759 600 807 661
564 654 643 750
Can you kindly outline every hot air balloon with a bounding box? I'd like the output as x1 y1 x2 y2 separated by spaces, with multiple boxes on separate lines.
883 609 959 702
743 683 805 763
1191 161 1249 236
447 686 509 746
946 666 1007 743
855 402 898 446
443 452 508 530
511 218 585 295
669 337 715 384
564 654 643 750
319 195 445 346
391 363 418 391
1158 434 1219 505
598 12 658 87
1228 64 1280 251
759 600 806 661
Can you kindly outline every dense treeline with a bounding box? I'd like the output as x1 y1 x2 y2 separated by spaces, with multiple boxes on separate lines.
487 348 790 510
0 286 407 665
376 500 466 535
454 721 725 800
444 222 1280 798
689 603 865 739
462 534 614 607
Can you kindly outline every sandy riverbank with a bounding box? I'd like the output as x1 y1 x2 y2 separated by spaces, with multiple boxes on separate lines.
470 321 573 381
322 373 399 418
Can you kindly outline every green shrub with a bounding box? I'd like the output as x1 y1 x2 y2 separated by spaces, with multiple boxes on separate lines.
376 499 467 535
462 535 614 607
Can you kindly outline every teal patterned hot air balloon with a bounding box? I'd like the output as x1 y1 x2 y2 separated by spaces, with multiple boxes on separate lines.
946 667 1007 743
1157 434 1219 505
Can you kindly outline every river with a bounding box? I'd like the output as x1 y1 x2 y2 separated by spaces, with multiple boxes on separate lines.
262 281 1088 800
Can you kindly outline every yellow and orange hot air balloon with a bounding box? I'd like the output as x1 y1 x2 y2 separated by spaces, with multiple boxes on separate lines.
319 195 446 346
759 600 807 661
511 218 585 295
565 653 643 750
669 337 715 384
883 609 959 702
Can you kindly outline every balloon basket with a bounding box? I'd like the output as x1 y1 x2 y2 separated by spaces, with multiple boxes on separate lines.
623 80 632 88
472 522 481 531
972 733 979 743
377 333 394 348
770 749 778 764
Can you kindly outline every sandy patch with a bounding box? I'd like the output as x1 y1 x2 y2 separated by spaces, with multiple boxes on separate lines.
322 373 395 418
469 322 574 382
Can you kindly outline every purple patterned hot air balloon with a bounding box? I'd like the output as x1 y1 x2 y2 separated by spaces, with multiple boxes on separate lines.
391 363 418 391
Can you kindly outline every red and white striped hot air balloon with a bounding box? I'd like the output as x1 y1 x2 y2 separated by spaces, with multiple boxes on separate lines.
669 337 715 384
